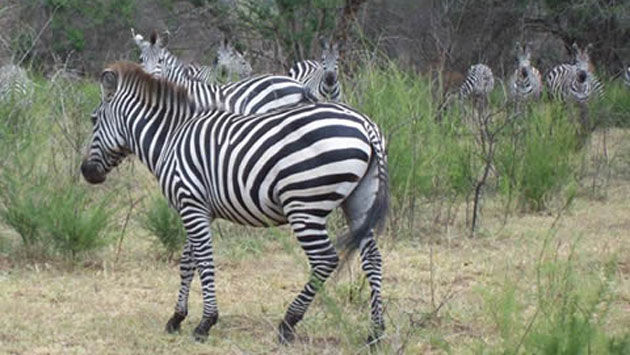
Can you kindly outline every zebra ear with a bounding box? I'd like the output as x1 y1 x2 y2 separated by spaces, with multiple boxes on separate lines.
572 42 579 53
131 28 145 48
586 43 593 54
101 70 118 101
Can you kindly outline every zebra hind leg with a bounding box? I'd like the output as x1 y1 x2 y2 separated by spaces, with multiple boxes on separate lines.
341 159 385 344
165 241 196 333
278 214 339 344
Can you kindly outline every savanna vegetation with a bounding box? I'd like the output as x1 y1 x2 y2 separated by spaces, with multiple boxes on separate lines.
1 0 630 354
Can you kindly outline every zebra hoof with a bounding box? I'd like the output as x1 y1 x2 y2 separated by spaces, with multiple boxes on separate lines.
165 312 186 334
277 321 296 345
366 324 385 346
192 315 217 342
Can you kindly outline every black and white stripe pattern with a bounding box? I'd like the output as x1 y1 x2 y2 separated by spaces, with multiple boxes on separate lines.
0 64 33 103
459 64 495 100
508 42 542 102
623 66 630 88
132 29 314 114
81 62 389 343
546 43 604 102
289 41 342 101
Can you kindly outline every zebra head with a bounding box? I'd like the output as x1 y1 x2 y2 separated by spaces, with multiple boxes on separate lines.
320 40 339 87
572 42 594 73
132 29 174 78
81 69 131 184
515 42 532 78
216 39 252 80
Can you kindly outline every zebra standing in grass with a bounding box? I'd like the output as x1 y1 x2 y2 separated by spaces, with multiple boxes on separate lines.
289 40 342 101
508 42 543 102
459 64 495 102
545 43 604 102
623 65 630 88
132 29 315 114
0 64 34 103
81 61 389 344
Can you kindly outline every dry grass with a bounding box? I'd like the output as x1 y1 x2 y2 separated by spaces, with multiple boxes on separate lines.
1 129 630 354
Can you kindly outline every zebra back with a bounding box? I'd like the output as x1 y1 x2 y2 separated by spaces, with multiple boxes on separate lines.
0 64 34 103
460 64 494 99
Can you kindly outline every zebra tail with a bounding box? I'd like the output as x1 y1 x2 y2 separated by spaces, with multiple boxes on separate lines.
337 122 389 260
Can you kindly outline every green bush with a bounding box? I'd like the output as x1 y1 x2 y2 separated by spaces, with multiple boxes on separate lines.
346 60 477 203
140 194 186 261
496 103 580 211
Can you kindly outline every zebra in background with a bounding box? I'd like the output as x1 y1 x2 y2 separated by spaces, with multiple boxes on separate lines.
289 40 342 101
623 65 630 87
459 63 495 106
0 64 34 103
81 61 389 344
214 39 252 82
132 29 315 114
508 42 543 102
546 43 604 102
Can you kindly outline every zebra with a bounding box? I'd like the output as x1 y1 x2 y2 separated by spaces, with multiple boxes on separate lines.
132 29 315 115
0 64 34 103
623 65 630 88
508 42 543 102
545 43 604 102
81 61 389 344
214 39 252 82
289 40 342 101
459 63 495 101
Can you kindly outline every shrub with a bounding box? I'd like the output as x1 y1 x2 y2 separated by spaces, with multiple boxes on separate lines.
140 194 186 261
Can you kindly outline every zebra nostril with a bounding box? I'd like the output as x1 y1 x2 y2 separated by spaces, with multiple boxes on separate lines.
577 70 588 83
324 72 336 86
521 67 528 78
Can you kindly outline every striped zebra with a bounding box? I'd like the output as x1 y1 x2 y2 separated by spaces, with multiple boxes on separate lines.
0 64 34 103
545 43 604 102
289 40 342 101
623 65 630 87
459 64 495 101
132 29 315 114
214 39 252 82
81 61 389 344
508 42 543 102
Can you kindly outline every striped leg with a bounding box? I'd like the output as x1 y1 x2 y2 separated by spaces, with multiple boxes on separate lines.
165 241 196 333
359 235 384 342
278 215 339 344
179 205 218 342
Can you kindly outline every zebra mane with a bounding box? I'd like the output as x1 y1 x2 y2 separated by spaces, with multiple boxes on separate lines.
106 61 195 111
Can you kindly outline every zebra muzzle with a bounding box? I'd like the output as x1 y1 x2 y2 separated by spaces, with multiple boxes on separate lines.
80 161 107 184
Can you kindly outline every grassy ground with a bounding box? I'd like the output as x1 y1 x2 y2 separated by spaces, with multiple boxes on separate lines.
1 128 629 354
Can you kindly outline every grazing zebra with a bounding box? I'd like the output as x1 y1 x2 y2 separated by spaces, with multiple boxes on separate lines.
508 42 543 102
0 64 34 103
545 43 604 102
81 61 389 344
459 64 495 101
289 40 342 101
132 29 314 114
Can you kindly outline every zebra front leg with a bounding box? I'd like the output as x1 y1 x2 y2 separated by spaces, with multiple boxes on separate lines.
359 235 385 344
166 240 196 333
278 217 339 344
